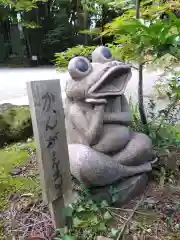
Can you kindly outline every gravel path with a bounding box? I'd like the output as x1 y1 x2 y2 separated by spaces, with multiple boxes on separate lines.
0 66 168 108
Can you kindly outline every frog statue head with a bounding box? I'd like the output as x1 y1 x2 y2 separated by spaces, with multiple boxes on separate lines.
65 46 132 103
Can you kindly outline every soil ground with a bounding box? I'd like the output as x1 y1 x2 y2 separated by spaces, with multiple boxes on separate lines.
0 144 180 239
112 147 180 240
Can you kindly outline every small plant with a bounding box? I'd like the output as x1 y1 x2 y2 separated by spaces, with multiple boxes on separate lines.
56 186 119 239
131 69 180 151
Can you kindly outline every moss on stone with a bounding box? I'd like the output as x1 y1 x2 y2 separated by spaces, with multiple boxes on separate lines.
0 106 33 147
0 115 11 147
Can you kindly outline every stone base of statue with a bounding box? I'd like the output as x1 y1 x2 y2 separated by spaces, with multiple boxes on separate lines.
72 173 148 206
89 173 148 206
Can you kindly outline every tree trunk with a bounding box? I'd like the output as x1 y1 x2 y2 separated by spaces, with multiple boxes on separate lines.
136 0 148 130
138 63 148 126
136 0 140 18
83 7 89 45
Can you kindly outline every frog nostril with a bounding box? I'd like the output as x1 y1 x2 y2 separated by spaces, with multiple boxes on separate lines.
76 59 89 72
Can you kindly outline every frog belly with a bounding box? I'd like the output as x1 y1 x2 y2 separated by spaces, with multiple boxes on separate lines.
92 124 131 154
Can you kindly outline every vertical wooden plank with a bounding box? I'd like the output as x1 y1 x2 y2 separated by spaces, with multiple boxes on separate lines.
27 79 72 228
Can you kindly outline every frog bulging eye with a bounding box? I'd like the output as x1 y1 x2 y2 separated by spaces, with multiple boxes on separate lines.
92 46 112 63
68 56 92 80
101 47 112 59
76 59 89 72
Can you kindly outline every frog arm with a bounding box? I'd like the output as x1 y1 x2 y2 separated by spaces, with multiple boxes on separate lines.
70 104 104 145
103 95 132 125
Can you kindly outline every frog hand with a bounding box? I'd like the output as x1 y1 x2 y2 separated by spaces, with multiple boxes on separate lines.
85 98 107 104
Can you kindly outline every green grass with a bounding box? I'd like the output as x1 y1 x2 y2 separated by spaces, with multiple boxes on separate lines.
0 142 39 211
0 141 39 238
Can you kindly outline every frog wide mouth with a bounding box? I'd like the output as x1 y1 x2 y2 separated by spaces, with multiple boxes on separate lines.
87 63 131 99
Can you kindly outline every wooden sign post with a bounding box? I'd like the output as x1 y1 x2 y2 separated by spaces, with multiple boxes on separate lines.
27 79 72 229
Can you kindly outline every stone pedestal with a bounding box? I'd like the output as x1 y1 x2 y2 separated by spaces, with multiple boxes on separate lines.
90 173 148 206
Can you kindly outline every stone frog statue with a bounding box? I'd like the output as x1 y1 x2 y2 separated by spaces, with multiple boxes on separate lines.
65 46 153 188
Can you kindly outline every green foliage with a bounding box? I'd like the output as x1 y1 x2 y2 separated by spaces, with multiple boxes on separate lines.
0 0 48 11
56 188 119 239
21 21 41 28
130 70 180 151
55 45 97 70
107 0 136 10
82 1 180 63
81 0 126 14
131 101 180 152
102 12 180 62
0 144 38 211
78 0 180 128
141 0 180 20
44 0 76 51
55 44 128 69
0 141 38 238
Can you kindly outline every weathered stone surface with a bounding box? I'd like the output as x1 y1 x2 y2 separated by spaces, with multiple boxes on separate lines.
11 167 23 176
68 144 152 188
96 236 113 240
65 46 153 189
0 103 33 147
90 173 148 206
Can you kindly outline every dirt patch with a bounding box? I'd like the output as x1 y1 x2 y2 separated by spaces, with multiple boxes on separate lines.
2 197 54 239
109 148 180 240
110 180 180 240
1 145 180 239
